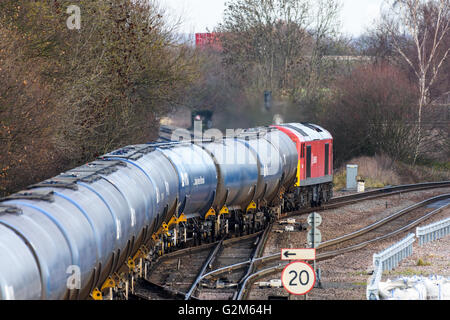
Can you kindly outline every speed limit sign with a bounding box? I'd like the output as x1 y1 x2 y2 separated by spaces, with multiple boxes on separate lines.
281 261 316 295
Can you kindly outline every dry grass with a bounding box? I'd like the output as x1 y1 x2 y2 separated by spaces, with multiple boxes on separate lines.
333 154 401 190
395 160 450 184
332 153 450 191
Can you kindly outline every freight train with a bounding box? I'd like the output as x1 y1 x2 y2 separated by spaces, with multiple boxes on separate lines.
0 122 333 300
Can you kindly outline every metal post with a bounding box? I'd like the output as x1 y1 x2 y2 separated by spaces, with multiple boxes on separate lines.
311 213 320 288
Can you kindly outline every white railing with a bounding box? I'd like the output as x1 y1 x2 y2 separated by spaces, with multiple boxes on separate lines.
367 215 450 300
366 264 383 300
366 233 415 300
416 217 450 246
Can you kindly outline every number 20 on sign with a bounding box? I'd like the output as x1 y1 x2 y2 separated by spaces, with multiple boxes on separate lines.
281 261 316 295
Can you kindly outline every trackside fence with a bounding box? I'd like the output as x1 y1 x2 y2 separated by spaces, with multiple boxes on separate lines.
366 233 415 300
416 217 450 246
367 215 450 299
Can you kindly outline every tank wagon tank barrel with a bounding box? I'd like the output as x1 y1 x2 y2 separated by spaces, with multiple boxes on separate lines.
0 123 333 300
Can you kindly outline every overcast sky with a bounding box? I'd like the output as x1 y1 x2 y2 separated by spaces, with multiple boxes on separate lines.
162 0 385 37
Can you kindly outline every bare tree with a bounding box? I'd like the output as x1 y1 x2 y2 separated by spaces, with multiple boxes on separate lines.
0 0 200 195
54 0 198 162
0 27 63 196
381 0 450 163
216 0 341 98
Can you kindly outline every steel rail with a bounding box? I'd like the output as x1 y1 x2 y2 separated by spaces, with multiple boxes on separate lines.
317 193 450 250
180 193 450 283
241 200 450 290
316 202 450 259
131 278 198 300
328 181 450 204
185 239 224 300
147 231 263 275
234 223 273 300
239 196 450 299
283 181 450 218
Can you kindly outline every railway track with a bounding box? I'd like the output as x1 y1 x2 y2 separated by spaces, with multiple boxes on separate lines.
131 231 267 300
282 181 450 219
192 226 272 300
128 182 450 300
238 193 450 299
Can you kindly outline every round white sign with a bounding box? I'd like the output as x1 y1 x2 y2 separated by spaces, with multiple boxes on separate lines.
281 261 316 295
307 212 322 227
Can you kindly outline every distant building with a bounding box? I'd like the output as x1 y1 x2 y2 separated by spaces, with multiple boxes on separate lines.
195 33 222 51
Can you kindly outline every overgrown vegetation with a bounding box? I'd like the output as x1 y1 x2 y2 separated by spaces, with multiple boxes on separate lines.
416 258 432 266
333 154 450 191
0 0 199 196
323 63 419 164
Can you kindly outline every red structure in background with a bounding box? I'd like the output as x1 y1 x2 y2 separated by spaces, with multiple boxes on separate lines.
195 33 222 51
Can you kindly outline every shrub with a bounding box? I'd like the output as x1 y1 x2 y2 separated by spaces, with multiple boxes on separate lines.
323 63 418 165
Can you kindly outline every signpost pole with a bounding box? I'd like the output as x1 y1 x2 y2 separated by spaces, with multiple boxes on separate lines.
313 213 319 288
307 212 322 289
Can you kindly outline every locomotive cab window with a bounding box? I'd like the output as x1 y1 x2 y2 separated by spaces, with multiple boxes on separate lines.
325 143 329 175
301 143 305 158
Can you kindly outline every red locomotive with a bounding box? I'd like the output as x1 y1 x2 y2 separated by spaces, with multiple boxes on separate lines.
274 123 333 208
